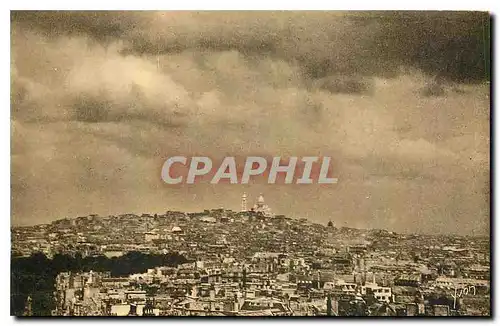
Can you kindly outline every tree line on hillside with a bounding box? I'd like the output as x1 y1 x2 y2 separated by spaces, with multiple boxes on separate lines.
11 251 189 316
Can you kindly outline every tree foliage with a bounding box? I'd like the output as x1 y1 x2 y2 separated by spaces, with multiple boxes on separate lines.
11 251 188 316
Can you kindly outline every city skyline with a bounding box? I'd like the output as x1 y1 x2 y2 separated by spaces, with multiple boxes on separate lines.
11 11 490 236
12 200 491 316
10 11 491 317
10 191 489 237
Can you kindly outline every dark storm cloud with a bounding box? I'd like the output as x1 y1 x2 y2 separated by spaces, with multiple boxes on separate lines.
12 11 490 84
10 11 490 235
10 11 136 41
313 75 374 95
420 80 446 97
366 11 491 83
72 89 188 128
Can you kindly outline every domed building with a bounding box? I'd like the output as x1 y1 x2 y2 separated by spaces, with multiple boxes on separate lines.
252 193 273 217
171 226 182 233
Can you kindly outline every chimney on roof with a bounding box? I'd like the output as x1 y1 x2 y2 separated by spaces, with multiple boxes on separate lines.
191 286 198 298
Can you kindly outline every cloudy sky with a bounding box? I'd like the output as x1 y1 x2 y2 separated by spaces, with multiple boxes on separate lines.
11 11 490 235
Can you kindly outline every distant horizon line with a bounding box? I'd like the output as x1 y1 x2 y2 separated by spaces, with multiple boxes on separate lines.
11 209 489 239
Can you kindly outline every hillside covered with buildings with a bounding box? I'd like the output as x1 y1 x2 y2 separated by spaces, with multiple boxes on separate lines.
12 194 490 316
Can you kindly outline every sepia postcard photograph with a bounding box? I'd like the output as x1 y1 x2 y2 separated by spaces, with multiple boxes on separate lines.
10 10 491 317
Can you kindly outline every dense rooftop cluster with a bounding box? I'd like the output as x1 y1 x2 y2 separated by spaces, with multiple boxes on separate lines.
13 206 490 316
